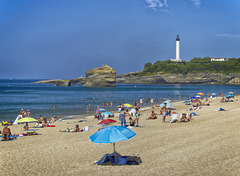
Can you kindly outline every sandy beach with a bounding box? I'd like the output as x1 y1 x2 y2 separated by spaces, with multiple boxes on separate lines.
1 97 240 176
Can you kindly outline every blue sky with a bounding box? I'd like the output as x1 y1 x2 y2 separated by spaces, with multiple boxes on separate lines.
0 0 240 79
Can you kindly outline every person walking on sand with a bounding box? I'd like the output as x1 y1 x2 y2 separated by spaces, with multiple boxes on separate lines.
161 103 167 123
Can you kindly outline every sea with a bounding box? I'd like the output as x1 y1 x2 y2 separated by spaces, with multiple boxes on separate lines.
0 79 239 122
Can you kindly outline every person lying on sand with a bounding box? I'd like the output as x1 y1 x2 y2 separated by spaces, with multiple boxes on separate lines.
146 111 157 120
59 124 83 132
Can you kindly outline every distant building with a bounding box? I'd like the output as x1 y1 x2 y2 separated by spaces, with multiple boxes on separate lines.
170 35 183 62
211 57 228 62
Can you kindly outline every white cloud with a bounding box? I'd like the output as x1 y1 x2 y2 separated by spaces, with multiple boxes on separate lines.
215 33 240 38
191 0 202 7
141 0 168 10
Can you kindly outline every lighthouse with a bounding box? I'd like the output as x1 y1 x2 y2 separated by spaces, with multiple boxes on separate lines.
176 34 180 61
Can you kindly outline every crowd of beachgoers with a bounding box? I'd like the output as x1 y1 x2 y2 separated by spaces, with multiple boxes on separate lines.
2 90 240 175
1 91 238 142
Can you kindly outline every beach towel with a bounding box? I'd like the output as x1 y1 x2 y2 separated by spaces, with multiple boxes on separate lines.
1 138 17 142
219 108 225 111
78 119 87 122
24 129 39 131
95 153 141 165
190 112 199 116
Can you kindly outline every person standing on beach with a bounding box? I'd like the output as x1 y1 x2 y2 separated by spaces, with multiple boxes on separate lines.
106 102 109 107
103 102 105 107
161 103 167 123
88 104 91 112
26 109 31 117
110 101 113 107
140 98 143 106
119 112 126 127
20 109 25 118
135 109 140 126
86 104 89 113
118 104 121 112
150 98 154 106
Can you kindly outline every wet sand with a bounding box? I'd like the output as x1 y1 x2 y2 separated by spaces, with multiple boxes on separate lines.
1 97 240 176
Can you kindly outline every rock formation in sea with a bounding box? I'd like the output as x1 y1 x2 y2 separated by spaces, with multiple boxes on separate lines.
33 76 85 86
116 72 240 85
84 65 116 87
33 67 240 86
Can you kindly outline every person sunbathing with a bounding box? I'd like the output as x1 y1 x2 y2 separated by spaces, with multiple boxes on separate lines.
2 125 12 141
146 111 157 120
42 118 49 127
60 125 83 132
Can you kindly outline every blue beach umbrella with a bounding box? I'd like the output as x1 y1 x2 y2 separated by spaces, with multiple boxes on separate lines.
190 97 196 99
184 100 191 102
226 94 234 98
160 102 172 107
89 126 136 164
90 126 136 144
96 109 107 113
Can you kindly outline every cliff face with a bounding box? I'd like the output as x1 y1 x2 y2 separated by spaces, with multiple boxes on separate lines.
33 76 85 86
84 65 116 87
116 72 240 85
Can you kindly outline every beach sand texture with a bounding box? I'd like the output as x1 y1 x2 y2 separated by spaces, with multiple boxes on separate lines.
1 97 240 176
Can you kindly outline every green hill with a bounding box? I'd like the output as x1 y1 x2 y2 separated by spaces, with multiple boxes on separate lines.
140 57 240 76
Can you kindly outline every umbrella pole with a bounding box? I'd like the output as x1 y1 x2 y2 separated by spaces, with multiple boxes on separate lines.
113 143 118 165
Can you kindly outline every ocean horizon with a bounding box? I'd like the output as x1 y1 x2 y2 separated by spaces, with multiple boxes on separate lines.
0 79 239 122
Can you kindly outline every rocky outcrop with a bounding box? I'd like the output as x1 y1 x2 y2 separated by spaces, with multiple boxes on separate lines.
228 77 240 84
33 76 85 86
116 72 240 85
84 65 116 87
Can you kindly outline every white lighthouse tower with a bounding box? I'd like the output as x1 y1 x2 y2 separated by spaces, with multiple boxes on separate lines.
176 34 180 61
